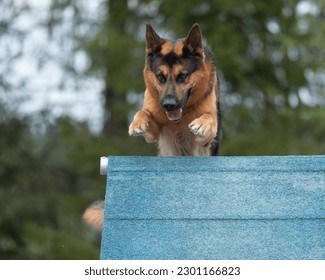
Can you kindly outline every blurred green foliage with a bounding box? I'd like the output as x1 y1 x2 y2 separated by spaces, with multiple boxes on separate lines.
0 0 324 259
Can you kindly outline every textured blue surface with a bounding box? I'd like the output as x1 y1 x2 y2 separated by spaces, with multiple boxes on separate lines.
100 156 325 260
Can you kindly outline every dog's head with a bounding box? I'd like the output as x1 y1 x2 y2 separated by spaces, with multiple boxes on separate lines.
144 24 212 123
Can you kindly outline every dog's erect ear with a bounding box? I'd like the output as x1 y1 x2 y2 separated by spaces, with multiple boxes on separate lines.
184 23 204 56
146 24 163 54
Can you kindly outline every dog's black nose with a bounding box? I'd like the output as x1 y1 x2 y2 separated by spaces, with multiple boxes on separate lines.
161 95 178 112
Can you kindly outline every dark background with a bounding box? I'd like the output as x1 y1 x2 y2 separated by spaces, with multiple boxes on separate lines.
1 0 324 259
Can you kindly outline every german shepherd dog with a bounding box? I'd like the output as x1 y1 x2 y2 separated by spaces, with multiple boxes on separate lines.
83 24 222 229
129 23 222 156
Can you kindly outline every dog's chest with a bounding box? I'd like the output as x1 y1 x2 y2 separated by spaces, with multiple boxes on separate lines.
158 125 210 156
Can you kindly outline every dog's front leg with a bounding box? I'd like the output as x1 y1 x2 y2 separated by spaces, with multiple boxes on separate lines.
188 113 218 147
128 110 160 143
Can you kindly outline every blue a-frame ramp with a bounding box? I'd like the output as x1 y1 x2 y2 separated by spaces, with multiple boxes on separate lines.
99 156 325 260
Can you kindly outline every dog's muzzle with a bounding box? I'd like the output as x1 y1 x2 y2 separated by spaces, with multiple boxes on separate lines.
161 95 179 112
160 89 191 122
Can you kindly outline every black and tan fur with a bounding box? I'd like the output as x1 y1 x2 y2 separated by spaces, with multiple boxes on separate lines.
129 23 222 156
83 24 222 229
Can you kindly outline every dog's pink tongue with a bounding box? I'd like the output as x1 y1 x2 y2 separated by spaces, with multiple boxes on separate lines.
166 109 183 122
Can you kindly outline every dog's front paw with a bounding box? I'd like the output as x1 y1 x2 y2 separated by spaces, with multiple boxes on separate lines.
128 112 150 136
188 115 217 146
188 122 205 138
128 111 159 143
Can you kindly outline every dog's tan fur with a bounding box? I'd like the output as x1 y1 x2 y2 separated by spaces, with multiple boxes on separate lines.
82 201 104 230
128 24 219 156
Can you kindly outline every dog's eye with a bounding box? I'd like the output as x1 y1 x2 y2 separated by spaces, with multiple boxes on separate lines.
156 73 166 84
176 73 188 83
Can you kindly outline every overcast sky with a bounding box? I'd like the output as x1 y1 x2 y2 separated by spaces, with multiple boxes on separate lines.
2 0 104 132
